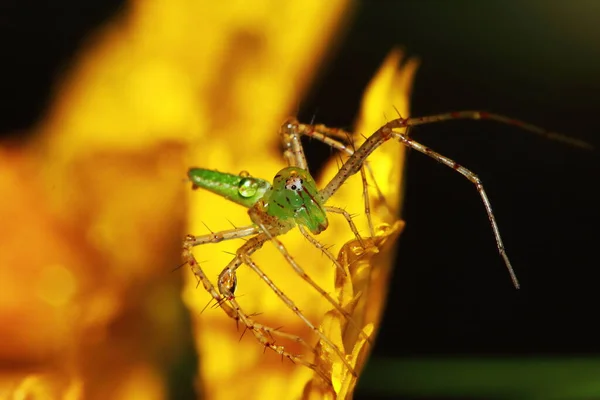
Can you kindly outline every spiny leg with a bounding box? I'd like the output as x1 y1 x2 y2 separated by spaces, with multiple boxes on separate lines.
238 247 358 377
324 206 367 249
319 116 528 288
185 236 291 355
285 120 392 236
255 222 373 349
183 228 292 341
224 296 330 376
403 111 592 150
346 127 377 237
214 235 344 373
393 133 520 288
183 235 238 319
297 225 346 277
183 223 259 303
214 232 357 376
301 122 392 216
185 232 332 380
359 165 375 237
182 225 260 316
280 117 309 170
225 291 332 383
221 233 359 372
185 225 260 246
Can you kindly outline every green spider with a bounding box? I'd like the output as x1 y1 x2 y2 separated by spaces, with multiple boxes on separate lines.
182 112 590 382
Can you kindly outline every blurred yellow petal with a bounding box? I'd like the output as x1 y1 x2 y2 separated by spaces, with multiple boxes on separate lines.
1 0 352 399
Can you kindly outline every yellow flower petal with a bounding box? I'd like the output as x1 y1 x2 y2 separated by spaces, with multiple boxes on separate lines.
0 0 351 399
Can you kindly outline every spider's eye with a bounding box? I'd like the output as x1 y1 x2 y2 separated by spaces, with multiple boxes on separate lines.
285 177 303 192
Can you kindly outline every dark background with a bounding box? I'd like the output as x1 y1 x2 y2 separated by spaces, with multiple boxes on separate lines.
303 0 600 355
3 1 599 398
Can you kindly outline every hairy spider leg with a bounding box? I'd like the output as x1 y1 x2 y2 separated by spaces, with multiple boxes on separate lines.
281 118 381 239
282 118 395 236
217 232 358 377
295 203 369 275
311 122 396 223
293 109 591 289
310 122 385 236
226 294 332 385
403 111 591 149
253 216 372 347
296 224 347 277
182 231 325 375
302 111 591 150
280 117 309 170
317 115 538 289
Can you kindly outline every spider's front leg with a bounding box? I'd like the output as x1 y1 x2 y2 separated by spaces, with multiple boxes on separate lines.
321 117 523 288
217 226 360 377
282 119 393 238
183 233 238 320
184 229 331 381
182 225 259 313
214 235 333 383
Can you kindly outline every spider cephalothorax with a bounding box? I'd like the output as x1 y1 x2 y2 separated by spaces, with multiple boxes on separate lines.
253 167 328 235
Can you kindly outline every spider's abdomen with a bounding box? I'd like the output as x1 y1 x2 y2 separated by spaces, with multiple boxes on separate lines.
261 167 328 235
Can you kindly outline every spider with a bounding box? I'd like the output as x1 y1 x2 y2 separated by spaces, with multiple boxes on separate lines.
182 111 590 383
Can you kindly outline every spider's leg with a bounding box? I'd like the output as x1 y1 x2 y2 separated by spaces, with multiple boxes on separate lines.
183 234 239 320
185 225 260 247
256 222 373 360
324 206 366 249
359 165 375 237
238 244 359 377
391 130 520 288
226 295 332 385
403 110 592 149
183 226 258 310
189 234 329 383
279 117 308 170
183 226 266 332
320 117 520 288
182 225 259 317
293 121 390 236
297 225 346 277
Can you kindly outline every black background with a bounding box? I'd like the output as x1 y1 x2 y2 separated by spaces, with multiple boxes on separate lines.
3 1 599 398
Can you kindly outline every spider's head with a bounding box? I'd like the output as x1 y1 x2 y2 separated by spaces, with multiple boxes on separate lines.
262 167 328 235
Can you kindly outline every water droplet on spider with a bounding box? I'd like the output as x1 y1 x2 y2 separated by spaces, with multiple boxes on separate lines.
238 177 258 197
238 170 250 178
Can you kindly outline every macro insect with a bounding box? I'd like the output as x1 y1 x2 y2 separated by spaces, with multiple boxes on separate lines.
182 112 590 383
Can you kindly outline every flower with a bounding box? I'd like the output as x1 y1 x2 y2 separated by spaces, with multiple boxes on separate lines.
0 1 416 398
